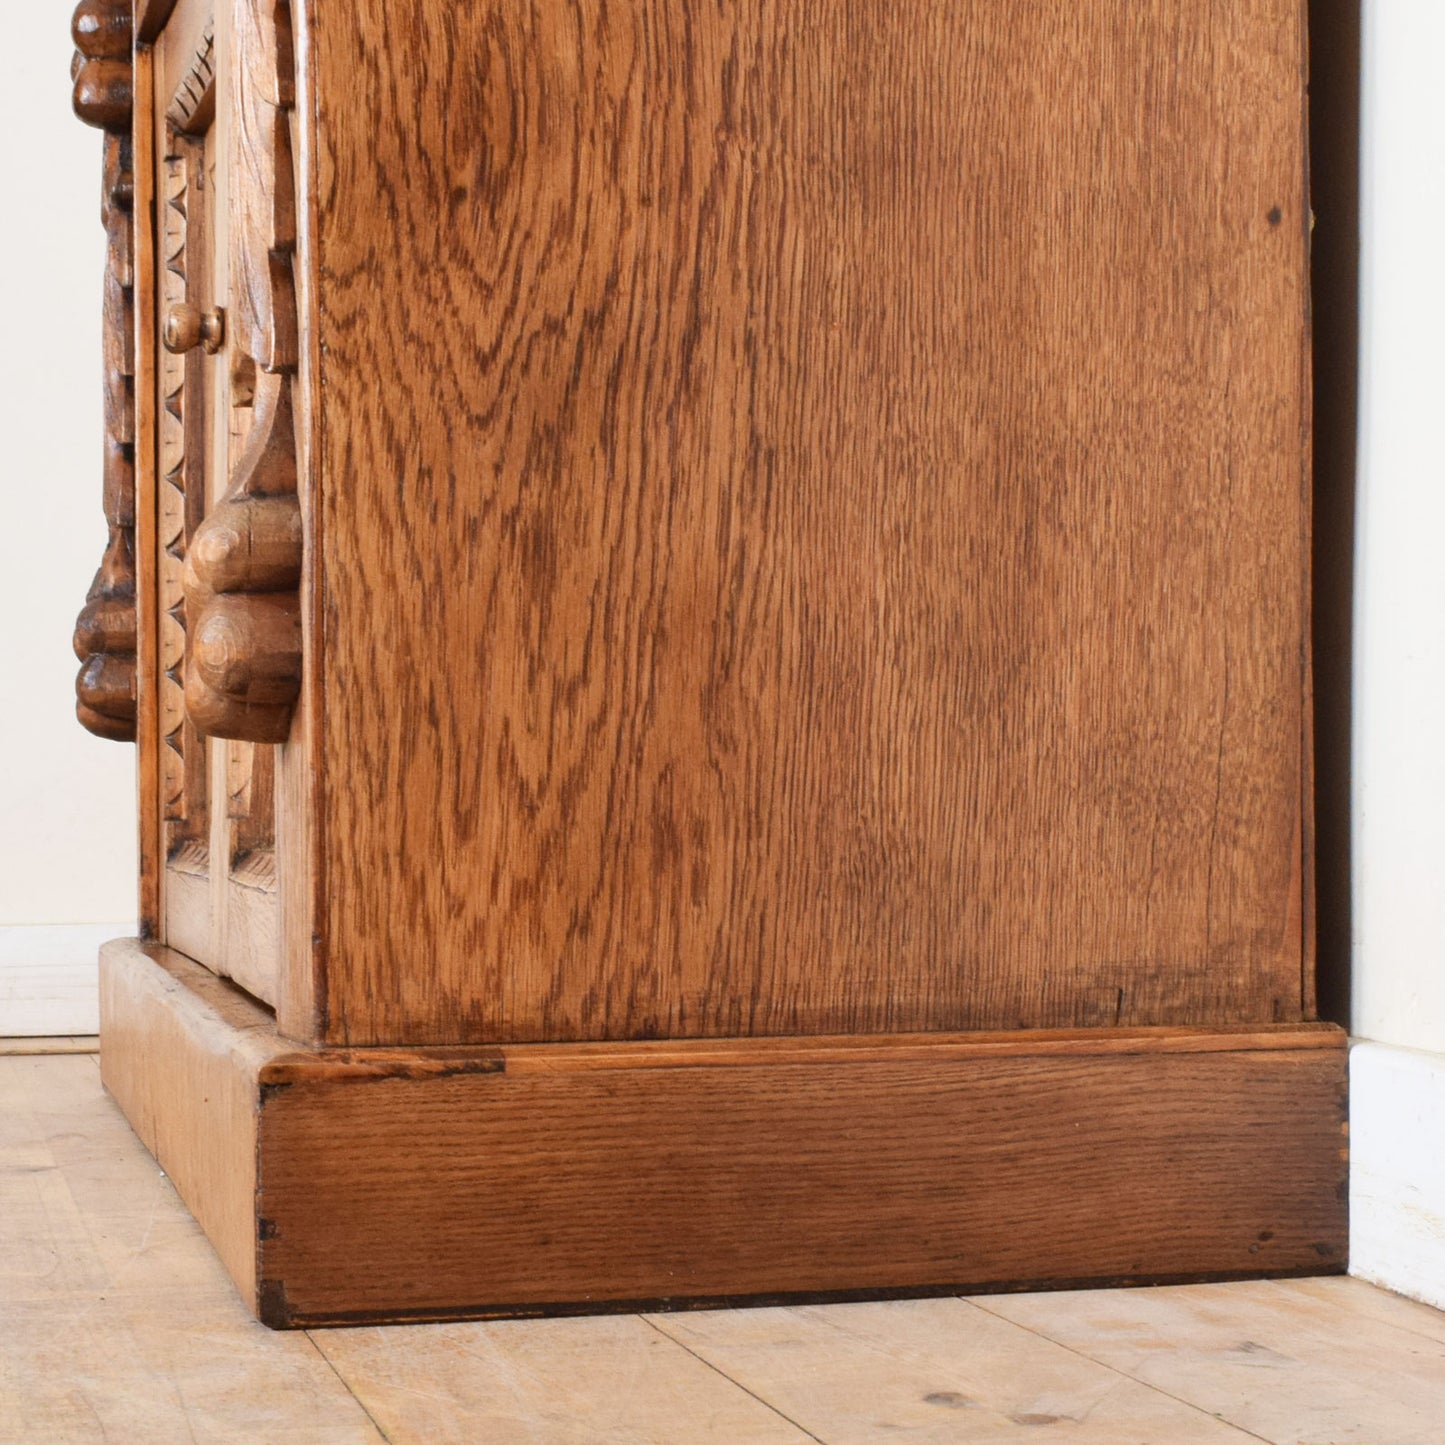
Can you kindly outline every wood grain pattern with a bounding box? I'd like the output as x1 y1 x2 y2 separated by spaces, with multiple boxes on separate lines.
310 0 1313 1044
98 940 1346 1330
94 2 1330 1334
258 1036 1347 1325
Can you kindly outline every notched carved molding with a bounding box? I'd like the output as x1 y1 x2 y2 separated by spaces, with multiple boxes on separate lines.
166 22 216 134
159 150 201 824
71 0 138 742
184 0 304 745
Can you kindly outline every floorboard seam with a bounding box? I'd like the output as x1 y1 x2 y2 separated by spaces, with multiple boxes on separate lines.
960 1297 1277 1445
304 1331 396 1443
0 1037 101 1056
641 1315 830 1444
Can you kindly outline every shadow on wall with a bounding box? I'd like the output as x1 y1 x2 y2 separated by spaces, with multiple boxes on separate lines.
1308 0 1360 1028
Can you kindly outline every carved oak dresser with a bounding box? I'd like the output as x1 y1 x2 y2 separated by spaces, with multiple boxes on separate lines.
69 0 1346 1327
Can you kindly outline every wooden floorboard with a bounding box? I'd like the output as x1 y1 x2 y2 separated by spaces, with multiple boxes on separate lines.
1273 1273 1445 1347
976 1280 1445 1445
650 1297 1261 1443
3 1050 1442 1444
312 1317 815 1445
0 1054 383 1444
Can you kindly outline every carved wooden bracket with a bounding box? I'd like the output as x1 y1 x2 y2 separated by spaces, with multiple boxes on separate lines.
184 375 302 742
184 0 303 745
71 0 137 742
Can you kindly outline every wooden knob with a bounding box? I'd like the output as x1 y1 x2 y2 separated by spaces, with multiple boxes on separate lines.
164 303 225 355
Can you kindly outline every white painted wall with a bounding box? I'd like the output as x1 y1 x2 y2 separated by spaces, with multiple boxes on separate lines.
1349 0 1445 1310
1351 1042 1445 1310
0 10 137 1029
1352 0 1445 1057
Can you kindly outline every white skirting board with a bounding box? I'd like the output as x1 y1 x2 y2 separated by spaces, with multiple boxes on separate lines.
1349 1040 1445 1311
0 924 135 1036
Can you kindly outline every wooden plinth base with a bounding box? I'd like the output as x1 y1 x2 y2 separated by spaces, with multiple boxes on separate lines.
99 939 1348 1329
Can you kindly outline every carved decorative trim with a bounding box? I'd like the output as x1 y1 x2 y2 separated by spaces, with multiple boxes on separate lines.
184 0 303 744
159 152 192 822
230 0 298 373
184 376 303 742
165 22 216 134
71 1 137 742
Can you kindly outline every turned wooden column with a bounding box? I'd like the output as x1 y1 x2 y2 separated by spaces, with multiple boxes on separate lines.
70 0 138 742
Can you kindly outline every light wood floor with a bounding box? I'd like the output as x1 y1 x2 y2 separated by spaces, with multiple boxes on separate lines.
3 1046 1443 1444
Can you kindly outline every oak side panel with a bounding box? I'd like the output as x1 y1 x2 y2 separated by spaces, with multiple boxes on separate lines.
309 0 1311 1043
257 1028 1348 1325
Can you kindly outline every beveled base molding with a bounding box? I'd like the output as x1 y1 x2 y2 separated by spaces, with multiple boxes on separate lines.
99 939 1348 1329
